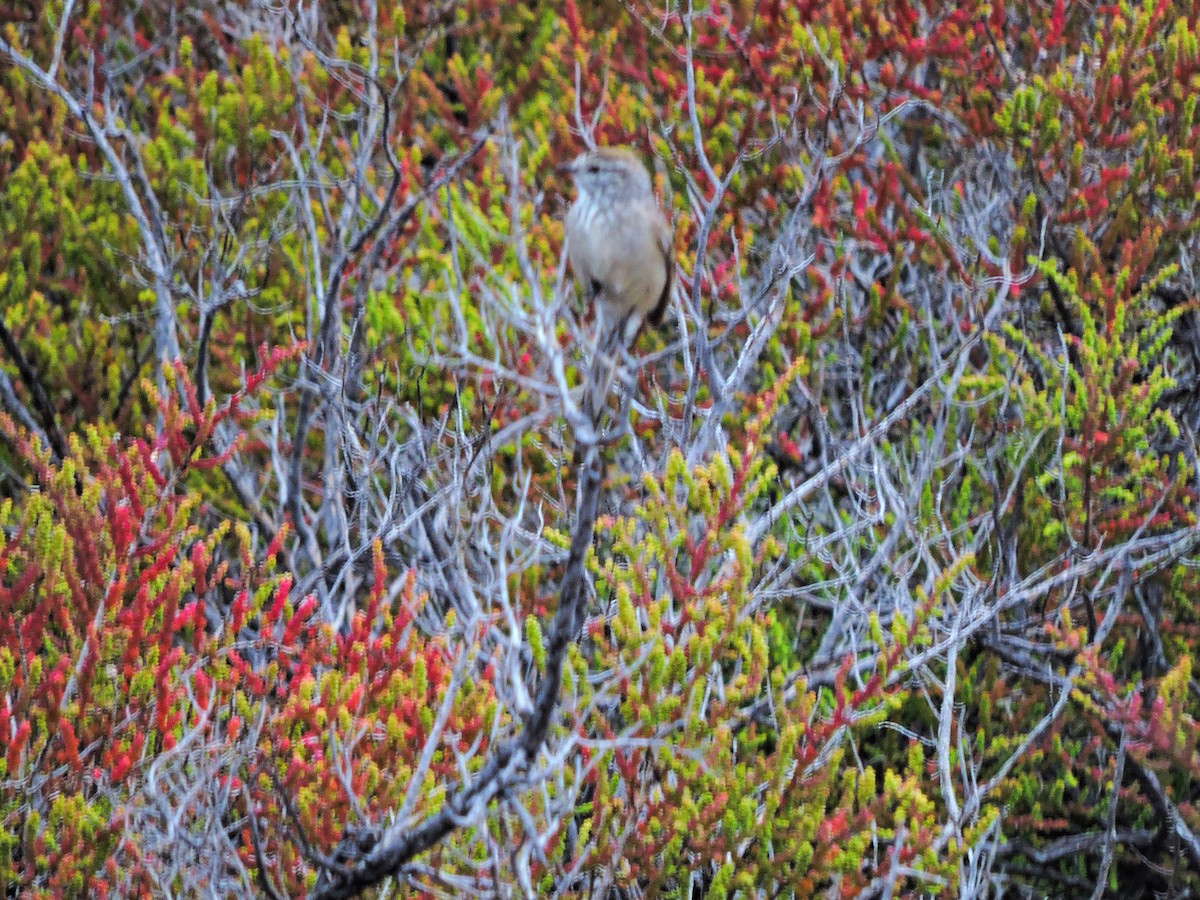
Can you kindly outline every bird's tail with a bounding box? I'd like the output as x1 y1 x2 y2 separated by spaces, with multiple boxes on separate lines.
585 352 615 424
585 319 630 422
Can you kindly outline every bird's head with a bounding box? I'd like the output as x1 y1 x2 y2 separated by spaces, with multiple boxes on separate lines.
562 146 653 201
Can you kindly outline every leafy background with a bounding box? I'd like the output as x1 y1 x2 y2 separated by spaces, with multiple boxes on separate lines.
4 0 1200 896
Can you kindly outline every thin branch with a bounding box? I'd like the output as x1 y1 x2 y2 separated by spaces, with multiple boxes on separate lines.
0 34 180 395
0 319 68 460
309 425 607 899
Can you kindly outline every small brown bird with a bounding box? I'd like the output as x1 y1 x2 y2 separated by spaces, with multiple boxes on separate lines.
562 146 674 348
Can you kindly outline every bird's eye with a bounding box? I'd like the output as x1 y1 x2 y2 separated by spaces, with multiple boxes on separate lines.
586 164 600 174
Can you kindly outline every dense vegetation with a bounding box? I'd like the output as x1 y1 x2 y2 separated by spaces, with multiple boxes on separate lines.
4 0 1200 896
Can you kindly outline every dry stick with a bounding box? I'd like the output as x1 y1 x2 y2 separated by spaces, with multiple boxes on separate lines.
0 36 279 547
969 643 1200 878
281 8 415 562
0 319 68 461
1102 713 1200 871
285 123 489 566
749 327 983 544
1090 727 1127 900
0 39 179 377
284 59 402 553
0 372 56 462
309 419 606 898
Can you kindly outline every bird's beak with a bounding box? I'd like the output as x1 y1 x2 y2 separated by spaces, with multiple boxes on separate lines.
556 159 576 176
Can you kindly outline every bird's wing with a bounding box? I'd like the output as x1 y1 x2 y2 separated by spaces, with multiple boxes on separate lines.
647 214 674 326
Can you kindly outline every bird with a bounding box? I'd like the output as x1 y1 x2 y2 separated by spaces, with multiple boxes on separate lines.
562 146 674 350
